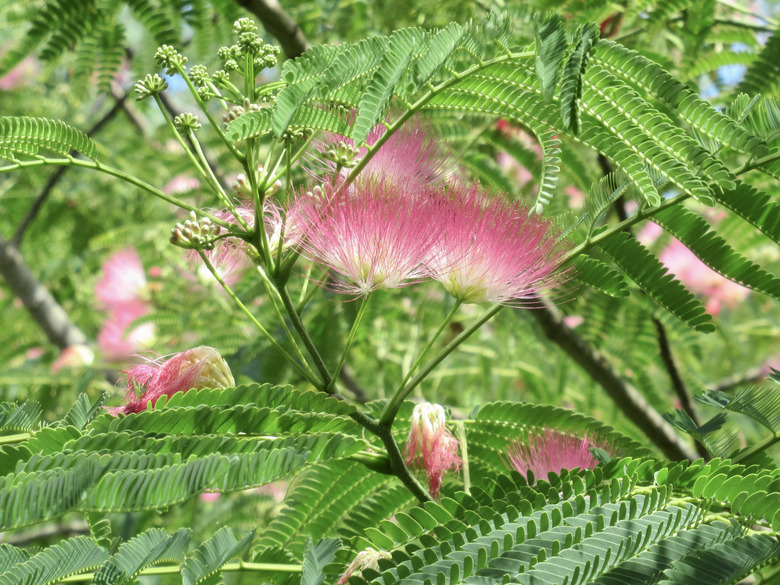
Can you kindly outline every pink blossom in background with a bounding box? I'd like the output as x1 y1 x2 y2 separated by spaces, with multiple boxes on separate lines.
25 347 45 360
97 302 156 362
403 402 461 498
52 345 95 373
255 480 288 503
108 346 235 415
291 180 438 296
337 548 392 585
200 492 221 502
0 56 39 90
660 239 750 315
505 429 605 482
95 249 157 361
317 118 447 188
497 151 534 187
95 249 148 310
163 175 200 195
425 184 568 305
637 221 663 246
563 315 584 329
564 185 585 209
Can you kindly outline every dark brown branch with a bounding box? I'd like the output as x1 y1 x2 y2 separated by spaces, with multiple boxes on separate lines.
234 0 310 59
12 93 129 246
530 302 699 461
0 235 88 350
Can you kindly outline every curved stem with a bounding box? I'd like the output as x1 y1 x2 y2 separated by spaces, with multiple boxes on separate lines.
197 251 318 385
275 283 333 390
380 303 503 427
376 422 432 503
733 432 780 465
398 299 462 390
0 157 233 229
327 295 371 393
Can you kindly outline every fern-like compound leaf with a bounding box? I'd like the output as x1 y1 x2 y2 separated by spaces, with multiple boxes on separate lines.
92 528 191 585
0 117 100 161
736 25 780 98
559 23 599 134
570 256 630 298
301 536 341 585
181 527 255 585
595 228 715 332
533 13 568 102
0 535 109 585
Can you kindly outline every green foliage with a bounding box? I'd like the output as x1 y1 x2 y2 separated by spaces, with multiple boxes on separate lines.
0 117 100 161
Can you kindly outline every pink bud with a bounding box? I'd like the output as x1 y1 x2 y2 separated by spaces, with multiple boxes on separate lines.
403 403 461 498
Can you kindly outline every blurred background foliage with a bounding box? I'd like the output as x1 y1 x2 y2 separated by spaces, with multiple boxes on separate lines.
1 0 779 556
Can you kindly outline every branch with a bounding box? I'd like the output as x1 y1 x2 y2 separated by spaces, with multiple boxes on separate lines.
234 0 310 59
530 302 699 461
0 235 88 350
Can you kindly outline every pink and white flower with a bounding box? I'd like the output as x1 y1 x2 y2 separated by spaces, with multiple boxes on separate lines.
337 548 392 585
425 184 568 305
108 345 235 415
403 402 461 498
505 429 605 482
291 180 438 296
95 248 148 310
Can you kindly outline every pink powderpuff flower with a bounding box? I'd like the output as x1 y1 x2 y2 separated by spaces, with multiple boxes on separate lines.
317 117 447 188
163 175 200 195
95 249 148 311
200 492 221 502
660 239 750 315
52 345 95 373
108 345 235 415
97 300 156 362
337 548 392 585
425 184 568 305
505 429 605 482
291 180 439 296
403 403 461 499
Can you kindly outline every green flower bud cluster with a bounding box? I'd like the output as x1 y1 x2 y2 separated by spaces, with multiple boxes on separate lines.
322 141 360 168
134 74 168 100
214 18 280 78
174 113 202 134
170 212 221 250
222 98 263 125
154 45 188 75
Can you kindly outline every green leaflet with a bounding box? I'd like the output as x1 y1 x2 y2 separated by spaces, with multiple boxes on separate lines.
92 528 191 585
0 117 100 161
710 181 780 246
352 28 423 143
593 40 767 157
181 527 255 585
301 536 341 585
559 23 599 134
594 228 715 332
736 24 780 98
570 256 630 298
0 536 109 585
533 13 567 102
0 401 42 433
653 206 780 301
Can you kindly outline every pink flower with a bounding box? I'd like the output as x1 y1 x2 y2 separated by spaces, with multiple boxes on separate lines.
425 184 568 305
505 429 604 482
291 181 438 296
200 492 221 502
109 345 235 415
52 345 95 373
163 175 200 195
403 403 461 498
95 249 148 310
660 239 750 315
317 118 446 188
0 55 39 90
97 300 156 362
337 548 392 585
637 221 663 246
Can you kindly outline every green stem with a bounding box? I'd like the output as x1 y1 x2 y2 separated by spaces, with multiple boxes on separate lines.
197 251 318 386
276 283 333 390
737 149 780 175
0 432 30 444
345 50 534 186
0 157 232 228
268 133 317 186
398 299 462 390
455 420 470 495
380 303 503 427
187 130 244 227
327 295 371 393
59 561 302 582
733 432 780 465
153 95 209 180
348 450 392 474
173 64 245 161
376 422 432 503
255 266 318 381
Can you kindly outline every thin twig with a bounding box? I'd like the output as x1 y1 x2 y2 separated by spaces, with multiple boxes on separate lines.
234 0 310 59
530 302 699 461
653 317 710 459
710 366 768 393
